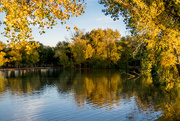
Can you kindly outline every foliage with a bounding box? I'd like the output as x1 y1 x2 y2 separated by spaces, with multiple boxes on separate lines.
54 41 72 68
37 43 57 67
100 0 180 87
6 40 40 67
116 36 140 70
8 42 23 67
0 41 8 66
0 51 6 66
87 28 121 68
71 31 94 68
0 28 139 70
53 29 122 69
0 0 86 41
24 50 39 65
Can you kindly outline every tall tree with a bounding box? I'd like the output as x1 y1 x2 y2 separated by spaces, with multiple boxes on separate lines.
54 41 72 68
100 0 180 82
37 44 56 66
71 31 94 68
103 28 121 68
117 36 139 69
88 28 121 68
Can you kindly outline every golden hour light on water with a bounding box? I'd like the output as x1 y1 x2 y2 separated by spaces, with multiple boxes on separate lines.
1 0 180 120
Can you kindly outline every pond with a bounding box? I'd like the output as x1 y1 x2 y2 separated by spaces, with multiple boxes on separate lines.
0 69 179 121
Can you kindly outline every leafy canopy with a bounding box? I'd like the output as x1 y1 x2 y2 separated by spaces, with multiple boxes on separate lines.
100 0 180 80
71 31 94 66
0 0 86 41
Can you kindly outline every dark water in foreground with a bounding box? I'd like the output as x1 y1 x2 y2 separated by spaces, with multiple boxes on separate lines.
0 69 179 121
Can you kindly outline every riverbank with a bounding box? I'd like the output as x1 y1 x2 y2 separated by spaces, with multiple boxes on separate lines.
0 67 61 71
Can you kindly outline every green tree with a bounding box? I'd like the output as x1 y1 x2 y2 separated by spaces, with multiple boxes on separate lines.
23 50 39 66
37 43 57 67
54 41 72 68
117 36 141 70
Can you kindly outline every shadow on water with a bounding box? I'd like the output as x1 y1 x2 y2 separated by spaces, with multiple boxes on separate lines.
0 69 180 120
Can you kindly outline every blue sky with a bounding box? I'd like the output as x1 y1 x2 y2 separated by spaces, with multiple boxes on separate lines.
0 0 129 47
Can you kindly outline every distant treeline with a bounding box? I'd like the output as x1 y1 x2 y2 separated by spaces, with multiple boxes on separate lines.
1 28 180 88
0 28 141 71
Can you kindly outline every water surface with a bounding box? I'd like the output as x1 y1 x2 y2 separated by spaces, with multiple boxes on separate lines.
0 69 179 121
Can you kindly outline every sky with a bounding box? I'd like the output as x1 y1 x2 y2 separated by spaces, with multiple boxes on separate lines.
0 0 130 47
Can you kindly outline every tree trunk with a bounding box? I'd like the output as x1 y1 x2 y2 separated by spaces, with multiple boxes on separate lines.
176 64 180 76
174 46 180 76
107 49 110 68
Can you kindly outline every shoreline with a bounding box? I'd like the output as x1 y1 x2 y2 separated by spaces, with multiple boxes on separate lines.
0 67 121 71
0 67 61 71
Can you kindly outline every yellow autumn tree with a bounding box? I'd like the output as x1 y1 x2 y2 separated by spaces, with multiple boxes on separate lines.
100 0 180 84
0 0 86 41
0 51 6 66
22 41 40 65
0 41 8 66
0 0 85 66
89 28 107 60
104 28 121 67
71 31 94 68
88 28 121 68
8 40 40 67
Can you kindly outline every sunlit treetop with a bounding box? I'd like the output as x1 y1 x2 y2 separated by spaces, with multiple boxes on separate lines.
99 0 180 62
99 0 180 81
100 0 180 34
0 0 86 42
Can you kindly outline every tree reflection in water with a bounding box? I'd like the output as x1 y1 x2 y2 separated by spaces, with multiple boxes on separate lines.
0 69 180 120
